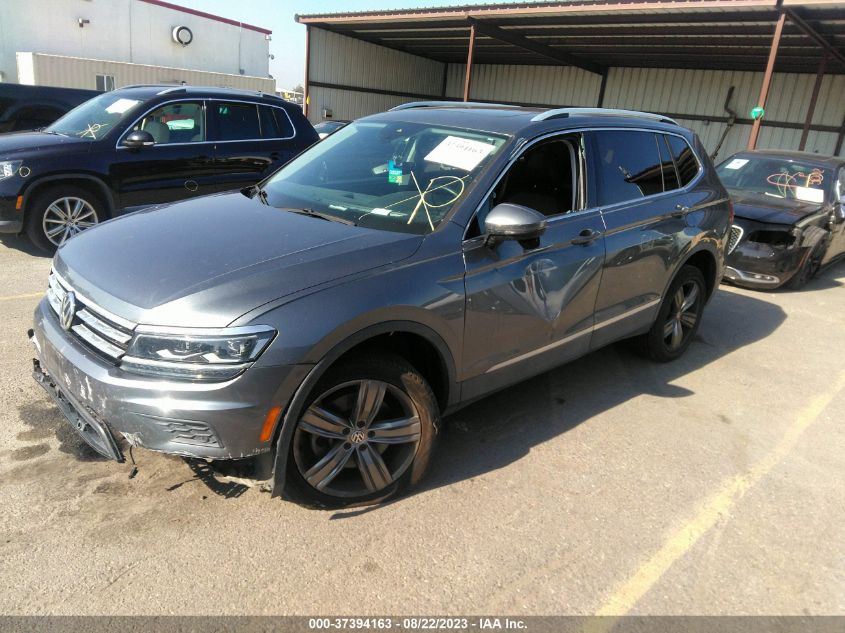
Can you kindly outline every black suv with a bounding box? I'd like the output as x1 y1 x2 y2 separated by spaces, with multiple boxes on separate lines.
0 85 318 251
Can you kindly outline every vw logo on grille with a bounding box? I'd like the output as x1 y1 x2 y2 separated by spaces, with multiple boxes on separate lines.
349 430 366 445
60 291 76 331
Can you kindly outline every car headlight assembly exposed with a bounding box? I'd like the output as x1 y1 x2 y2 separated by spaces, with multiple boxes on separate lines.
121 326 276 381
0 161 23 180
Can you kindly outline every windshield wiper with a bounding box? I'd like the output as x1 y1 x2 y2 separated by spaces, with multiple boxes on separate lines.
282 207 356 226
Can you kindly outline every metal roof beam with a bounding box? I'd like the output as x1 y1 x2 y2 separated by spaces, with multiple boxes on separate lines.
467 18 605 75
782 7 845 67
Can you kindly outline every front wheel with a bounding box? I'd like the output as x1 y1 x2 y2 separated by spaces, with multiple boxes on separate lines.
787 239 827 290
285 353 439 508
26 185 104 253
638 265 706 363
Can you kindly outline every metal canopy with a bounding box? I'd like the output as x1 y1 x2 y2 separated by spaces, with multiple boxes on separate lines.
296 0 845 75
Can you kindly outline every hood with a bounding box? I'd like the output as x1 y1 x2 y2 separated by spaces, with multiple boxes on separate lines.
0 130 91 158
54 192 424 327
729 189 826 225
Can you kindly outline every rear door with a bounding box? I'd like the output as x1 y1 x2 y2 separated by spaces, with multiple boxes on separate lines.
112 100 215 211
461 133 606 400
209 101 298 192
586 129 694 349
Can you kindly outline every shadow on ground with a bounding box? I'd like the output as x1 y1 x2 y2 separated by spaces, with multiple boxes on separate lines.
331 287 786 518
0 234 50 258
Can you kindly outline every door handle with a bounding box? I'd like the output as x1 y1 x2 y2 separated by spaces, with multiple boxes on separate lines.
571 229 601 245
270 152 281 161
671 204 691 218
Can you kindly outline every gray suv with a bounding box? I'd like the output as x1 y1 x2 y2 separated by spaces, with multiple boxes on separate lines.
29 104 731 506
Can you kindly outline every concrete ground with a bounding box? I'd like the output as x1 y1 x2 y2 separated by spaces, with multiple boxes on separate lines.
0 232 843 616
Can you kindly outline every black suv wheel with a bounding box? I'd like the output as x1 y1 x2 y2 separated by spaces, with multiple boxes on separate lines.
26 184 105 253
286 353 439 508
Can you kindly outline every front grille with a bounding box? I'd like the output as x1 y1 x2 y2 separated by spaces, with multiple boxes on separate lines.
727 224 744 254
47 271 137 362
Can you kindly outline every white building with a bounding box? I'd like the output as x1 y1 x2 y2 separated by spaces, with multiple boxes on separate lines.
0 0 275 92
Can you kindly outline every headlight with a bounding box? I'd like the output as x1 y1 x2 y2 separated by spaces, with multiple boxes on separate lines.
0 161 23 180
121 325 276 381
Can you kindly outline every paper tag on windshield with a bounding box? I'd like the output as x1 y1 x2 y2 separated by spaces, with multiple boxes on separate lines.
724 158 749 170
425 136 495 171
370 208 392 216
795 186 824 203
105 98 140 114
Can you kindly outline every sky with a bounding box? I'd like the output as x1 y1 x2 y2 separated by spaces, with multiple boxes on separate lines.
176 0 485 90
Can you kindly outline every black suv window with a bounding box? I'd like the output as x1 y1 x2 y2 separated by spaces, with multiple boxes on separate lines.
592 130 664 206
259 105 294 139
665 134 698 187
132 101 205 145
214 102 261 141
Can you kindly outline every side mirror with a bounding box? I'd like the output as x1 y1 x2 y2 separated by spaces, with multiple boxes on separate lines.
122 130 155 149
484 203 547 247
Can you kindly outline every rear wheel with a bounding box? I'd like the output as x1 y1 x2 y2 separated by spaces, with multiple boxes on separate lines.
26 185 105 253
638 265 706 362
285 353 439 508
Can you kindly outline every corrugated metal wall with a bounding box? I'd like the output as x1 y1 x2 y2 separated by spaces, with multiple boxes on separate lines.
307 28 444 122
308 28 844 157
444 63 601 107
18 52 275 92
602 67 845 158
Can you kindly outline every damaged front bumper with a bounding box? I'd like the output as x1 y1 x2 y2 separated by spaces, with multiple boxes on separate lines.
30 298 307 461
723 219 805 289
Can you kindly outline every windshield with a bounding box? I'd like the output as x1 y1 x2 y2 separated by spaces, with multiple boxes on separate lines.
261 120 509 234
717 155 831 204
46 93 144 140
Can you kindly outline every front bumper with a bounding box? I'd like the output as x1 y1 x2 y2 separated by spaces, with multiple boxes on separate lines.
0 192 23 233
723 221 804 289
31 298 308 460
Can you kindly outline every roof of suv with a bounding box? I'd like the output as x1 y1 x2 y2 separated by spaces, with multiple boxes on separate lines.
109 84 288 105
375 102 686 138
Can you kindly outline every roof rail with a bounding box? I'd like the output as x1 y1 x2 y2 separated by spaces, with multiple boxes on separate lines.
157 86 188 95
390 100 517 111
531 107 678 125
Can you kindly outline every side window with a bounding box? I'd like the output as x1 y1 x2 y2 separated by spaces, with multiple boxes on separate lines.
659 135 681 191
259 106 294 139
665 134 698 187
132 101 205 145
592 130 664 206
214 102 261 141
466 134 583 239
491 136 582 218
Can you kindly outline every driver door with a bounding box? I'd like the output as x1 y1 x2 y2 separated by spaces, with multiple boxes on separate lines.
111 100 216 212
460 134 606 401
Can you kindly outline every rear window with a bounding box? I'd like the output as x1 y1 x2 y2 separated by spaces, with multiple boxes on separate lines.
665 134 698 187
259 105 293 139
592 130 665 206
215 102 260 141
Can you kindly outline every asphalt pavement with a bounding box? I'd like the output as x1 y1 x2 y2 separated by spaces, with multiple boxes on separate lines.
0 233 843 616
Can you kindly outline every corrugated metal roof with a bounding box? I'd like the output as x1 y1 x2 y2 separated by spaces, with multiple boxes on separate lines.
297 0 845 74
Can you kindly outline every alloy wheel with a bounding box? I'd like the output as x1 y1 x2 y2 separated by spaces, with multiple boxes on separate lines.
663 281 700 350
42 197 99 246
292 379 422 498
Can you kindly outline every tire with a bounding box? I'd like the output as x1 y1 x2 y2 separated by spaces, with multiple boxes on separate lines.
786 239 827 290
285 353 439 508
638 265 707 363
25 185 105 253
